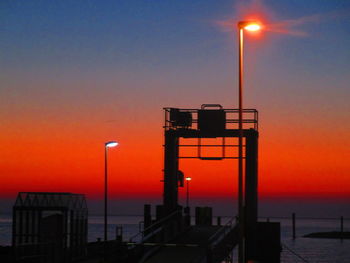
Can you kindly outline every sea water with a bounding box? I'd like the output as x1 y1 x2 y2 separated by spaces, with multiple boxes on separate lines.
1 214 349 262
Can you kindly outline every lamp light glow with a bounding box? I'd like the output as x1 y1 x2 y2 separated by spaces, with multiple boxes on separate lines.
238 21 262 32
244 24 261 31
185 177 192 181
105 141 118 148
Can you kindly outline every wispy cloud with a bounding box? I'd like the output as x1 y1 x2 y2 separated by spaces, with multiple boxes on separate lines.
215 0 350 37
264 14 322 37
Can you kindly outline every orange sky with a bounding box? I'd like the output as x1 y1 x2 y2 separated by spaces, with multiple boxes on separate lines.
1 1 350 207
1 111 349 201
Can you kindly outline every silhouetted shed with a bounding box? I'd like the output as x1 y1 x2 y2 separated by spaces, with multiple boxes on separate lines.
12 192 88 262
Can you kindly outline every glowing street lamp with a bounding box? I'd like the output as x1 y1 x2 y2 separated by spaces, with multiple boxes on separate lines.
104 141 118 242
106 141 118 148
237 20 261 263
239 21 261 32
185 177 192 208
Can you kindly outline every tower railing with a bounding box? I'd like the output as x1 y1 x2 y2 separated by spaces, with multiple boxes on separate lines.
163 105 258 160
164 106 258 131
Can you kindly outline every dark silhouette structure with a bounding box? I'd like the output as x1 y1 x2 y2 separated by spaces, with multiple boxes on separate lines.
9 105 281 263
12 192 88 263
133 105 280 263
163 105 260 261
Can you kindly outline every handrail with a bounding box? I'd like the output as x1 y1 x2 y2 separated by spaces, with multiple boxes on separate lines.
189 217 238 263
189 217 236 263
207 216 237 248
128 209 181 244
164 107 259 131
201 104 223 109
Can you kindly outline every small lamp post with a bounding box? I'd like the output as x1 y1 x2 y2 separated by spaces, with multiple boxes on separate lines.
185 177 192 208
104 141 118 242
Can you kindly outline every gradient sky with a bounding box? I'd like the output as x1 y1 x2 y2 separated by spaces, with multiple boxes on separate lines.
1 0 349 215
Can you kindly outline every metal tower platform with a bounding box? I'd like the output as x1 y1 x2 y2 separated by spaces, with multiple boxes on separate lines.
128 105 280 263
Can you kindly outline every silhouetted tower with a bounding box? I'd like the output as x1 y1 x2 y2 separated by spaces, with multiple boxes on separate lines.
163 104 260 260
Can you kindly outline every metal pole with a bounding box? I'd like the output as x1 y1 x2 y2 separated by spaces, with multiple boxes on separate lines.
104 145 108 242
186 179 190 208
340 216 344 239
292 213 296 239
238 27 245 263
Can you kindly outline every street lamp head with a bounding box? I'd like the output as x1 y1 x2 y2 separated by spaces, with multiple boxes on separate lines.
244 24 261 31
185 177 192 181
105 141 119 148
238 21 261 31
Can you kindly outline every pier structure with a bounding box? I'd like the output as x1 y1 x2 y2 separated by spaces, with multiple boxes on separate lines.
129 105 280 263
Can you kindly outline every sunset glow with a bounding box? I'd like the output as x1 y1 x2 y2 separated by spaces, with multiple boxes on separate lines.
1 1 349 213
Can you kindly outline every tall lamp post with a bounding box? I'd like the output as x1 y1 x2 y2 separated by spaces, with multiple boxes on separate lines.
237 21 261 263
104 141 118 243
185 177 192 208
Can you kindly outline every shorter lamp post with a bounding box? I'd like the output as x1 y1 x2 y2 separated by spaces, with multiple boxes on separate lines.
104 141 118 242
185 177 192 208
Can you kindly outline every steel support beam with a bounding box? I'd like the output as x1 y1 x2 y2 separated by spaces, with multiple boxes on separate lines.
245 130 258 261
163 131 179 214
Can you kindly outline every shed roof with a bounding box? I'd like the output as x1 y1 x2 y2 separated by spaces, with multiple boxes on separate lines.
14 192 87 211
